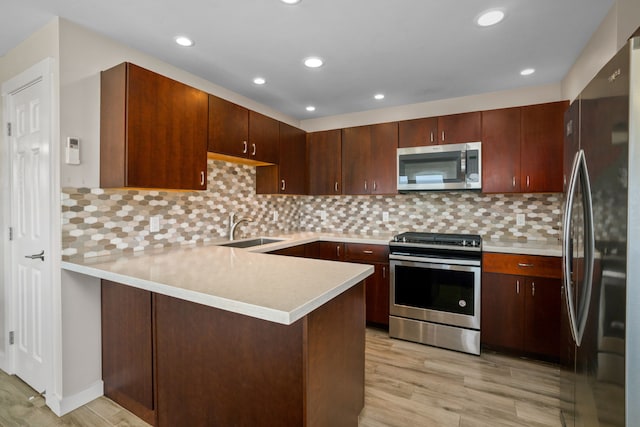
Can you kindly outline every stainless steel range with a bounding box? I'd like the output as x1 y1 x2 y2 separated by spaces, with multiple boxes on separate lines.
389 232 482 355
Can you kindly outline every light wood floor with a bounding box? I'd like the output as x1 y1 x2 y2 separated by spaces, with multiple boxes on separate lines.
0 328 561 427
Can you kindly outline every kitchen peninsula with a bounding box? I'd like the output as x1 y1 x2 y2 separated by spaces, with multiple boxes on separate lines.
62 244 373 427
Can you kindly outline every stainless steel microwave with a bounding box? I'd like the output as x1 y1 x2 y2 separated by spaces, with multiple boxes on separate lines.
397 142 481 191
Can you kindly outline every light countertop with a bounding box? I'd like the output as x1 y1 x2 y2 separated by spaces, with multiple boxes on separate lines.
62 242 373 325
61 232 562 326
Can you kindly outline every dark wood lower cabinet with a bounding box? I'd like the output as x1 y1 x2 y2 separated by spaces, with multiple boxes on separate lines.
102 279 365 427
101 280 156 425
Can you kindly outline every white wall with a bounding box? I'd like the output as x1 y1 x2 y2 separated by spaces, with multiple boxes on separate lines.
562 0 640 101
0 16 60 393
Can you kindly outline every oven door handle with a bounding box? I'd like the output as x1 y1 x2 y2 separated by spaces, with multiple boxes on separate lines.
389 254 481 267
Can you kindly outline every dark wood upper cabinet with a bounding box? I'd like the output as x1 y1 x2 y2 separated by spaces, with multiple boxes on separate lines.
100 62 208 190
208 95 279 164
437 111 482 144
341 122 398 195
398 117 438 147
520 101 567 192
482 107 522 193
256 122 306 194
307 130 342 195
481 101 567 193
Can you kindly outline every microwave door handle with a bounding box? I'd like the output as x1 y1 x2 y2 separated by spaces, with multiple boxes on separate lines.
460 151 466 173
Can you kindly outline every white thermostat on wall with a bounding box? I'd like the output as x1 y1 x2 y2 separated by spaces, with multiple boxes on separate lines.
65 137 80 165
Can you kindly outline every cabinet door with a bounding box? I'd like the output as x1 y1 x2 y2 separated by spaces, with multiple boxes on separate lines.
524 277 561 359
316 241 345 261
481 107 521 193
481 273 524 351
101 280 155 425
101 63 207 190
342 125 372 195
269 244 306 257
249 111 279 164
307 130 342 195
398 117 438 147
208 94 249 158
370 122 398 194
365 264 390 326
520 101 567 192
278 122 306 194
437 111 481 145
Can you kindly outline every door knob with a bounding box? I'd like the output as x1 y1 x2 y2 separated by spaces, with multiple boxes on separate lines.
25 250 45 262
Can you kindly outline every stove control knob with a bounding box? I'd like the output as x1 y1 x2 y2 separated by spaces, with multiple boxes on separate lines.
462 240 467 246
402 236 407 243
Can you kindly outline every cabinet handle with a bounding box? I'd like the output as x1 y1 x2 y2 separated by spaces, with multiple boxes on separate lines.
336 245 341 257
252 143 256 156
532 282 536 297
526 175 530 188
200 171 205 186
335 181 339 193
430 131 434 143
363 250 373 254
383 266 386 279
512 176 516 188
373 181 377 191
243 140 248 154
281 179 286 191
516 280 520 294
441 131 445 142
518 263 534 268
364 180 368 191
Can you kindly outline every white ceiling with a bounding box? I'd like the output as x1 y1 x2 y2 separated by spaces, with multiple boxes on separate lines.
1 0 613 119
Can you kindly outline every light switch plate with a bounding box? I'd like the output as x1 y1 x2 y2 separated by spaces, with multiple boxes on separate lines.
382 212 389 222
150 215 161 233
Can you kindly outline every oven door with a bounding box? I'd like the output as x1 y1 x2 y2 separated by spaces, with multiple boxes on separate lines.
390 256 480 330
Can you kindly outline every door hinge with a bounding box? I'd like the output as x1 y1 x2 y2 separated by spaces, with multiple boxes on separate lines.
6 122 11 137
9 331 14 345
8 227 13 241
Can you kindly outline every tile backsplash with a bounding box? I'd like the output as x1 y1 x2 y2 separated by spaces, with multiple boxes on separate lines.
62 159 562 259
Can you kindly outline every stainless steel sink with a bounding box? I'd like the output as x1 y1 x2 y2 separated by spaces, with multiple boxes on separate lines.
218 238 284 248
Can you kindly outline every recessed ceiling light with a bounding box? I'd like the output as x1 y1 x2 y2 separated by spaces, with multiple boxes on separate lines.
253 77 266 85
175 36 194 47
306 106 316 112
374 94 385 100
520 68 535 76
476 10 505 27
281 0 301 4
304 57 324 68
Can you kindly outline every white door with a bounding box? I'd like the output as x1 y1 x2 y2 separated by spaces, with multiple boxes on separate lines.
5 64 52 393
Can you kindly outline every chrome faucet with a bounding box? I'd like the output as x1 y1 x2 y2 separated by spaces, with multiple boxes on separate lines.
228 213 253 240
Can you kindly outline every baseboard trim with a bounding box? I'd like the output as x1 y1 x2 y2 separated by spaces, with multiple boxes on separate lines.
46 380 104 416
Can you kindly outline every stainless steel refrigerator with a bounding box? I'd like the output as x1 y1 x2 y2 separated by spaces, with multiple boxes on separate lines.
561 36 640 426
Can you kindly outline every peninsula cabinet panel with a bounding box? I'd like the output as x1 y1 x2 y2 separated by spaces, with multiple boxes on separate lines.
155 284 365 427
398 116 438 147
307 130 342 195
208 95 280 164
101 280 155 425
520 101 567 193
100 62 207 190
437 111 482 145
481 107 521 193
342 122 398 195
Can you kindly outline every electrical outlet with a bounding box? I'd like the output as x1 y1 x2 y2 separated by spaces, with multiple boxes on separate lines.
382 212 389 222
516 213 525 226
150 215 161 233
319 210 327 221
272 211 279 222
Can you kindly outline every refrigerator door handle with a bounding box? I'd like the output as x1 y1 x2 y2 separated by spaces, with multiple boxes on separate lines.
562 150 581 345
562 149 596 347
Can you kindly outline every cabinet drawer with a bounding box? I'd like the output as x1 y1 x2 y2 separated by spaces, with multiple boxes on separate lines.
483 253 561 279
345 243 389 263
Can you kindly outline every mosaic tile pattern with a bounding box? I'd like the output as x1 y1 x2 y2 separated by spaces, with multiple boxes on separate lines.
297 193 562 241
62 159 564 260
62 159 301 259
